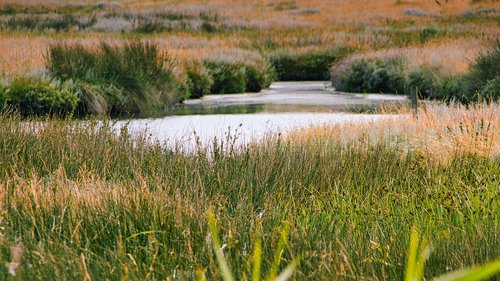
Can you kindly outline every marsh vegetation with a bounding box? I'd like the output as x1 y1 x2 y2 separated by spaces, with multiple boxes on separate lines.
0 1 499 280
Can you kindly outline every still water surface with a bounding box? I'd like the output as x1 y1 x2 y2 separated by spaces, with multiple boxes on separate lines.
115 82 407 149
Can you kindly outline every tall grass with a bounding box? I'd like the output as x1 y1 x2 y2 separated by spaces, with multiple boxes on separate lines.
0 103 498 280
47 42 188 116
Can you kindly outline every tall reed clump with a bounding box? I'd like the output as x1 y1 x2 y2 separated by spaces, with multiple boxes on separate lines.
47 42 188 116
0 103 498 280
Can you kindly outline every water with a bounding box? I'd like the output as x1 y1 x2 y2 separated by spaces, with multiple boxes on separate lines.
115 82 407 149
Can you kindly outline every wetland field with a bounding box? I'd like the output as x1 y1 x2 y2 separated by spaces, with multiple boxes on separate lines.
0 0 499 280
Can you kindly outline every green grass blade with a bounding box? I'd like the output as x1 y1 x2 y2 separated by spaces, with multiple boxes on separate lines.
196 268 208 281
433 259 500 281
252 234 262 281
266 222 290 281
207 211 235 281
415 238 431 281
274 257 300 281
405 228 420 281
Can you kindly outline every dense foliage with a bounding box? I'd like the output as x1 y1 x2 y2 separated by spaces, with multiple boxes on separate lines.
47 42 188 116
331 41 500 103
0 78 78 116
271 48 350 81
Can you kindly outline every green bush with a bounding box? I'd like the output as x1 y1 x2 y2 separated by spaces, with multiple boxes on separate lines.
406 41 500 103
467 40 500 86
244 60 276 92
405 66 439 99
203 59 276 94
271 48 349 81
63 80 126 116
333 57 405 94
204 60 247 94
185 61 213 98
460 40 500 102
0 84 7 109
480 78 500 101
47 42 187 116
2 78 78 116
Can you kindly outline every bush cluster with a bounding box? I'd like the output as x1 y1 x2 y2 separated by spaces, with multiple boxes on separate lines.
47 42 188 116
201 59 275 94
331 41 500 103
332 58 405 94
270 48 350 81
2 42 277 117
184 61 213 99
0 78 78 116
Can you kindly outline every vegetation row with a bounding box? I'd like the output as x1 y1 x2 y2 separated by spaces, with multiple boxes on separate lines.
331 41 500 103
0 41 498 117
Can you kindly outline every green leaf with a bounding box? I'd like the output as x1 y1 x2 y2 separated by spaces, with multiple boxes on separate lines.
433 259 500 281
274 257 300 281
207 211 235 281
266 222 290 281
252 234 262 281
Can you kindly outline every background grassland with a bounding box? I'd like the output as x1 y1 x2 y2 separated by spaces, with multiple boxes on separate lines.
0 104 499 280
0 0 498 117
0 0 498 78
0 1 499 279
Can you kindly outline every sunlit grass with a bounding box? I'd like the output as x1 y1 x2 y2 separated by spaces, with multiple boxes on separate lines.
0 103 498 280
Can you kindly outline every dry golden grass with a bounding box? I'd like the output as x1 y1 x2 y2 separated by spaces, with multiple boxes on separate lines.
0 0 498 76
119 0 485 22
351 38 489 74
288 103 500 165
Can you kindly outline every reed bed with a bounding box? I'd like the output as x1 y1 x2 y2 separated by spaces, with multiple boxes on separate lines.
0 103 498 280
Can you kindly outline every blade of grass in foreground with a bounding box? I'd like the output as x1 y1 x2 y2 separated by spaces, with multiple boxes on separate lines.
266 222 290 281
405 228 500 281
433 259 500 281
207 211 235 281
252 231 262 281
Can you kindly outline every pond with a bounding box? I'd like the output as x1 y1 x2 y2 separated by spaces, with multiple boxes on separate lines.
115 82 408 149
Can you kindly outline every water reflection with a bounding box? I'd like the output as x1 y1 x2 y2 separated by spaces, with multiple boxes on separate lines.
115 82 407 150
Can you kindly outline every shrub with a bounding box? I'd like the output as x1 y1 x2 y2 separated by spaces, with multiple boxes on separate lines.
405 66 439 99
204 60 247 94
271 48 350 81
63 80 126 116
244 60 276 92
461 40 500 101
47 42 187 116
203 59 276 94
333 57 405 94
2 78 78 116
480 78 500 101
469 40 500 83
185 61 213 98
0 84 7 109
